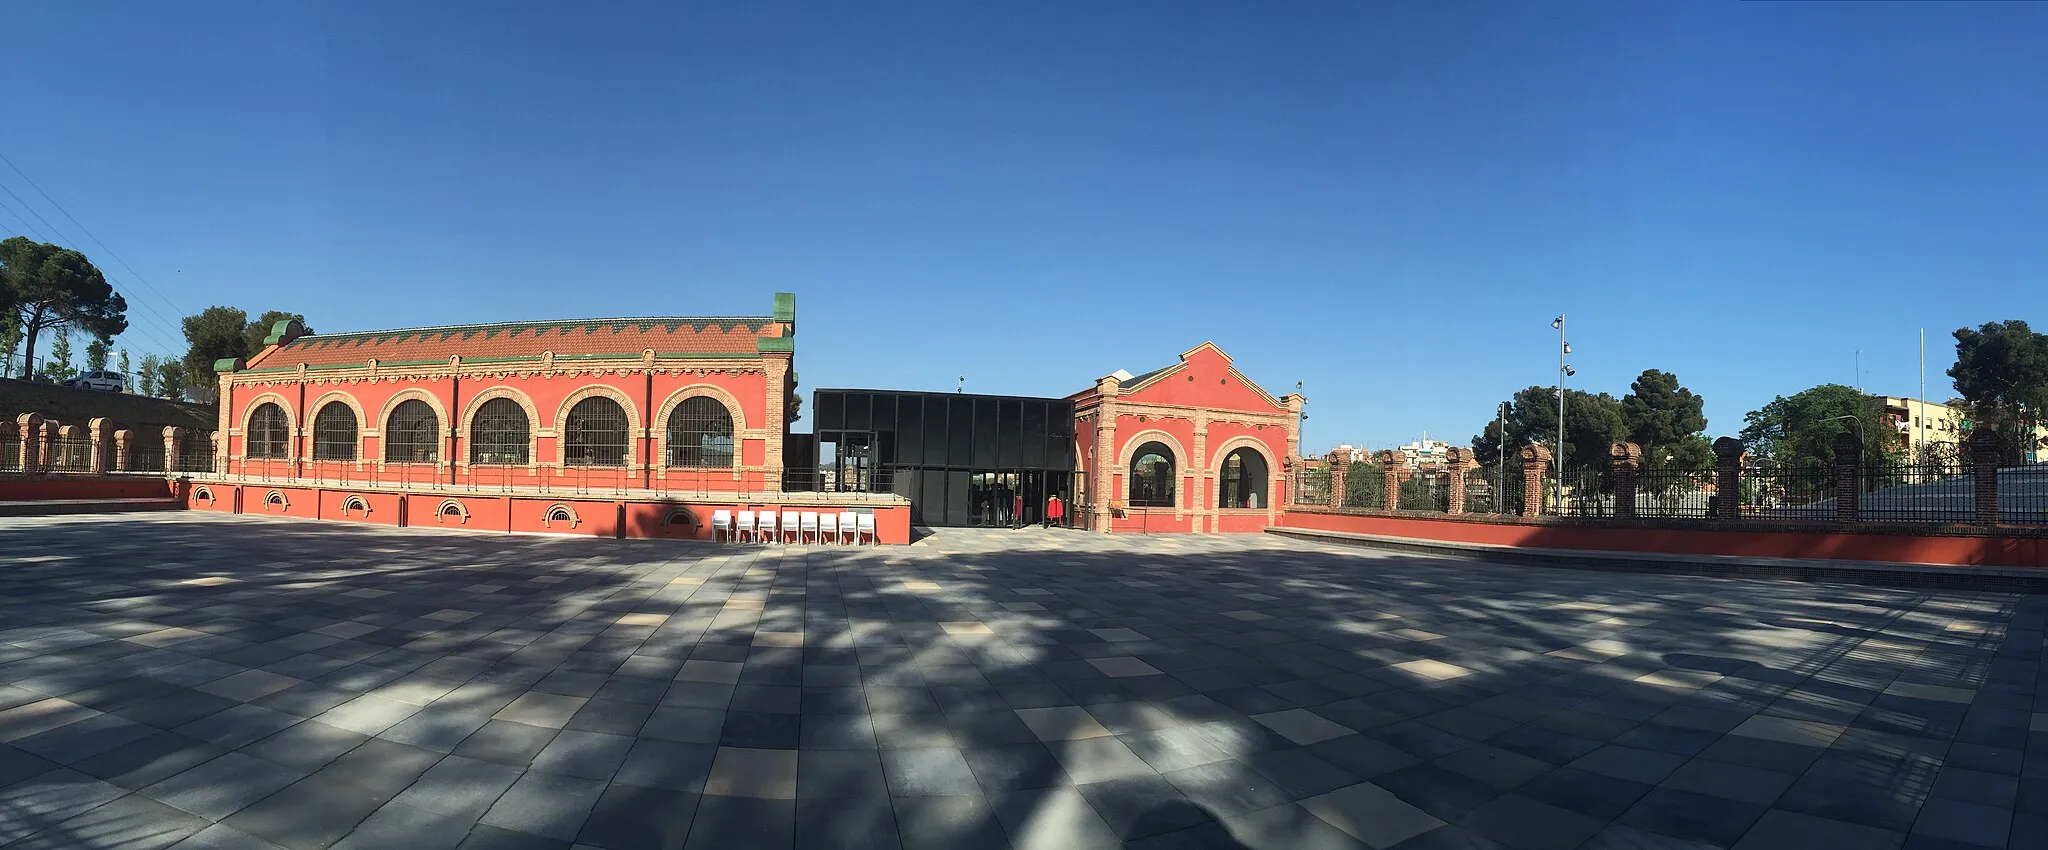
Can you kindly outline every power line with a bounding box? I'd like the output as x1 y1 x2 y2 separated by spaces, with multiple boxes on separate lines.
0 183 56 241
0 151 191 322
0 168 187 355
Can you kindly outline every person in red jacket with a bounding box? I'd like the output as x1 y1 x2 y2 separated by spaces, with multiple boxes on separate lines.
1045 494 1064 528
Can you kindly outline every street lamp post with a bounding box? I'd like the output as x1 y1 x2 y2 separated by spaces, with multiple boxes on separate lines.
1551 316 1574 513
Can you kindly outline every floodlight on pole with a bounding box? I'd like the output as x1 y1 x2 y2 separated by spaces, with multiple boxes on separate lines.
1553 315 1569 513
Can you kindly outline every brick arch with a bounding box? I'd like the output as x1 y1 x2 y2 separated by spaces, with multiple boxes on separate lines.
307 390 366 461
457 385 539 467
552 384 642 433
654 384 746 471
1209 435 1280 510
240 392 297 460
374 387 448 438
1117 429 1187 511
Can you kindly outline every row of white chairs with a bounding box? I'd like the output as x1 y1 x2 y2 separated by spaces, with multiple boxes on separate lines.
710 509 876 544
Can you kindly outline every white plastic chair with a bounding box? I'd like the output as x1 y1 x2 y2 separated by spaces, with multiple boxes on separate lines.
711 510 733 543
838 511 858 544
856 512 877 545
757 512 778 544
798 511 819 544
735 510 756 543
819 513 838 545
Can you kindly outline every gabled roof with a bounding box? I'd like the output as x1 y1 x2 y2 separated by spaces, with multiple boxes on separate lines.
245 315 786 370
1071 341 1293 412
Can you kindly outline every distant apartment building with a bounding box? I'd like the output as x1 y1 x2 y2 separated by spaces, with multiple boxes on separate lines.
1880 396 2047 463
1399 438 1452 470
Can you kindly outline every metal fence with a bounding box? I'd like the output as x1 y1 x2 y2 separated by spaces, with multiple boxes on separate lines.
1554 466 1613 517
127 442 167 473
1295 466 1331 506
1859 458 1974 523
47 439 95 473
0 434 19 473
173 443 218 474
1740 464 1834 522
1397 470 1451 512
2003 464 2048 525
1634 467 1717 519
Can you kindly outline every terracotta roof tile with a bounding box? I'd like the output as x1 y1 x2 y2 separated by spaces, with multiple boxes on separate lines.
252 316 784 369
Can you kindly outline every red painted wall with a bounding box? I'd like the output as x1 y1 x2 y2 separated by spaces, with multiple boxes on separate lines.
1276 510 2048 570
0 477 173 501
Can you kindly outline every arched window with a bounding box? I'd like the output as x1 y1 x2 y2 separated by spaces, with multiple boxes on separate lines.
1219 447 1269 509
247 403 289 459
563 396 629 466
1129 441 1175 507
311 402 358 461
469 398 530 465
666 396 735 467
384 399 440 463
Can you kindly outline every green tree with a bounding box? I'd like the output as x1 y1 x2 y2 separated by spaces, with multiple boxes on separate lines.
39 328 77 382
137 353 160 396
155 358 189 400
85 337 110 372
0 318 20 379
117 349 131 388
243 310 311 357
1342 460 1385 508
1739 384 1896 468
1948 320 2048 463
180 306 249 393
0 237 128 377
1620 369 1712 468
1472 386 1626 471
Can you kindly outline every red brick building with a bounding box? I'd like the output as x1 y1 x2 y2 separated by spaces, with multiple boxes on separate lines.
1070 342 1303 533
218 295 796 492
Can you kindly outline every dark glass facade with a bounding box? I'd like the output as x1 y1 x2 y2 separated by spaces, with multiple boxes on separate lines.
809 389 1077 527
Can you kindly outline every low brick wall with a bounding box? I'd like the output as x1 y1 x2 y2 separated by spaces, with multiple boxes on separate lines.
1276 506 2048 570
0 475 175 501
181 481 915 544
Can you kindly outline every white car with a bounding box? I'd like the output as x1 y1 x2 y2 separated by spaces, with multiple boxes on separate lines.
64 370 126 393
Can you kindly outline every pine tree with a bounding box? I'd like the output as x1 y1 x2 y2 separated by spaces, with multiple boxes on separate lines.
39 329 77 382
137 354 160 396
117 350 131 389
85 337 111 372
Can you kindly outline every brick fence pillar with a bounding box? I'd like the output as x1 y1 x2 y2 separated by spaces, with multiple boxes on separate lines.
1376 450 1402 512
113 429 133 472
164 427 185 474
1833 432 1862 523
1713 437 1744 520
41 421 59 470
1970 428 2000 525
88 418 113 474
1519 444 1551 516
1610 442 1642 519
1328 451 1348 510
56 424 82 472
1445 447 1472 514
14 413 40 474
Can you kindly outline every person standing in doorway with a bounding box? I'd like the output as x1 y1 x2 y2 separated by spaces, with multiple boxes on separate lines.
1045 494 1064 528
1013 491 1024 528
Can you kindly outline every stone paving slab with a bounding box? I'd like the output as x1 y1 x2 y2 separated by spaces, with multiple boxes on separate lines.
0 512 2044 848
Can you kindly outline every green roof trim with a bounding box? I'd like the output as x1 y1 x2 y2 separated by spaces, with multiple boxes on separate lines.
213 357 245 373
235 350 761 375
757 337 795 354
773 292 796 323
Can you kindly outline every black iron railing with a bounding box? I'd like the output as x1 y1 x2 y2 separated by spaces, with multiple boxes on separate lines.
1555 466 1612 517
1634 467 1717 519
2001 464 2048 525
1740 464 1834 522
1295 467 1331 506
1859 459 1973 523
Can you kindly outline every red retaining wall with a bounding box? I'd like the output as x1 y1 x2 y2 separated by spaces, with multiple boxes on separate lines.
178 482 913 544
1276 510 2048 570
0 476 174 501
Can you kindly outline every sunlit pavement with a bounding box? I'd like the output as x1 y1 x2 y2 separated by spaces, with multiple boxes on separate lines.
1 513 2043 849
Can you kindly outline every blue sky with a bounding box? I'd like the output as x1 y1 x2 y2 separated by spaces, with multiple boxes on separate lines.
6 1 2045 451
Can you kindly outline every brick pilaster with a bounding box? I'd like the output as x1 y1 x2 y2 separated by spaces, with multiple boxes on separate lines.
763 354 790 493
1375 450 1402 512
88 418 112 474
164 426 184 474
1833 432 1861 523
1519 444 1551 517
1328 453 1347 509
1712 437 1744 520
1445 447 1473 514
113 429 132 472
1610 442 1642 519
1970 428 2000 525
15 413 41 474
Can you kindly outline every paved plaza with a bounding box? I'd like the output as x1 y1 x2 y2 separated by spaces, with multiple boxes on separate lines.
1 514 2045 849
